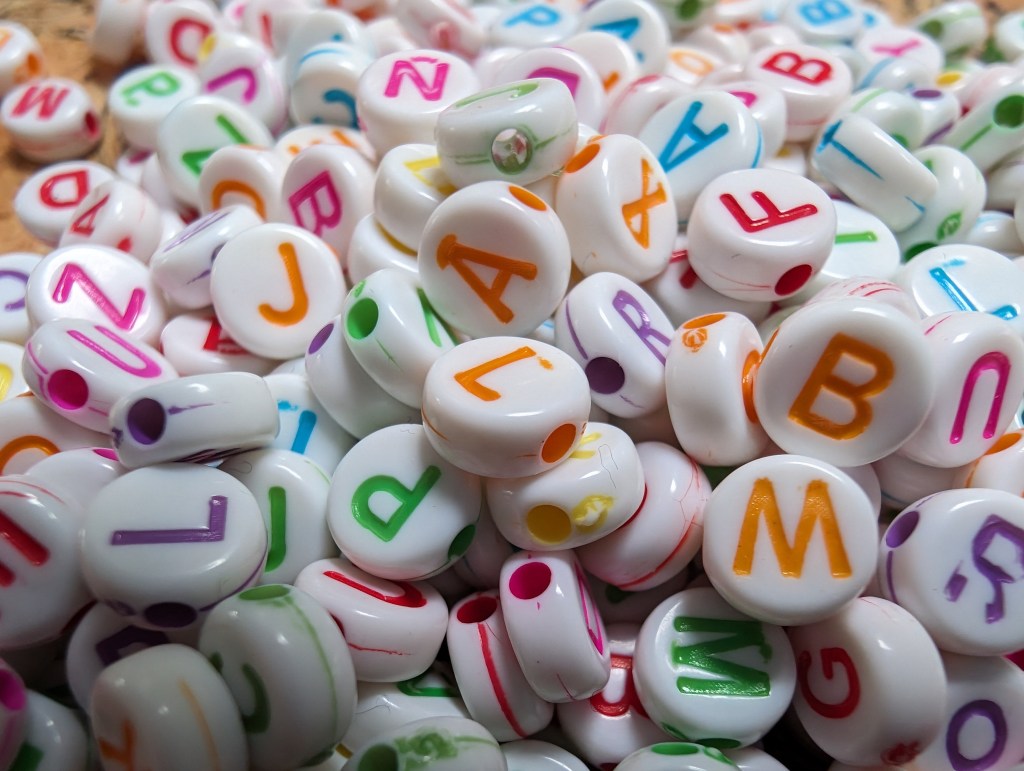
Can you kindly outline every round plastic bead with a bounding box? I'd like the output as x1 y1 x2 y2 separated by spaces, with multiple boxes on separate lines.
344 716 505 771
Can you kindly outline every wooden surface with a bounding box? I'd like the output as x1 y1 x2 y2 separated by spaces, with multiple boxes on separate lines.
0 0 1013 256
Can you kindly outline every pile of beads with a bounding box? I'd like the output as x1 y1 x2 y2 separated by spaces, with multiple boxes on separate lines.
1 0 1024 769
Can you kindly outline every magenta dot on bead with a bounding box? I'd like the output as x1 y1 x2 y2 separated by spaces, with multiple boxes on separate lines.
457 595 498 624
774 264 813 296
144 602 197 628
48 369 89 410
0 670 25 711
885 510 919 548
584 357 625 394
308 322 334 354
126 398 166 445
509 562 552 600
93 448 119 460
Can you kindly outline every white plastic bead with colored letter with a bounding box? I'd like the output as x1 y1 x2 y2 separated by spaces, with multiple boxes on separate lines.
24 446 126 509
144 0 218 68
282 9 374 79
107 372 279 469
639 91 763 223
898 312 1024 468
282 144 375 258
489 4 577 49
493 47 605 128
327 423 480 581
419 181 571 338
345 716 505 771
957 429 1024 495
58 179 164 264
446 591 554 741
435 79 578 189
603 75 692 138
745 44 852 142
486 422 644 552
149 205 262 311
14 162 115 246
356 49 480 157
557 623 669 769
338 668 470 758
421 336 591 478
25 244 167 347
634 587 796 748
879 487 1024 656
0 476 90 649
0 394 108 476
288 42 371 129
0 77 101 162
108 64 200 151
614 743 740 771
374 143 456 252
90 645 248 771
788 597 946 767
914 651 1024 771
304 315 421 439
503 740 588 771
219 449 333 586
725 748 789 771
211 223 346 360
392 0 486 59
0 342 27 402
197 145 287 221
813 113 937 232
714 80 788 161
294 557 448 683
895 244 1024 339
686 167 836 302
343 268 458 409
754 298 934 466
80 464 267 631
702 455 880 626
578 442 709 592
554 272 672 419
22 318 177 433
156 94 273 206
666 311 770 466
198 30 287 134
0 21 44 95
555 134 675 283
198 584 357 771
16 690 89 771
160 313 276 377
265 372 355 477
499 550 610 702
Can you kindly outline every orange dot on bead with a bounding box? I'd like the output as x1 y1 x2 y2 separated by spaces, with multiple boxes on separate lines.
986 432 1022 455
541 423 577 464
565 143 600 173
510 185 547 211
683 313 726 329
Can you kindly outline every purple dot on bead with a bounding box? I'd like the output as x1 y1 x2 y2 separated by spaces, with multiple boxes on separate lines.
126 398 166 445
308 322 334 354
585 357 626 394
913 89 942 99
885 510 919 548
144 602 198 628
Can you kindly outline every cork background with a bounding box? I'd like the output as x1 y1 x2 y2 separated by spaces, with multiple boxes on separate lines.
0 0 1015 255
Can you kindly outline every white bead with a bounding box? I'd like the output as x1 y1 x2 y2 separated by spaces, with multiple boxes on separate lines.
160 312 276 377
614 742 740 771
0 22 44 96
288 42 372 129
0 78 101 163
327 424 480 581
90 645 248 771
198 30 287 133
109 64 201 151
419 181 572 338
602 75 692 137
555 134 675 282
197 584 357 771
788 597 946 767
499 550 610 702
781 0 863 44
282 9 374 80
356 49 480 157
210 223 346 360
0 394 108 476
198 145 287 221
488 4 578 50
265 372 355 474
753 298 934 466
578 0 670 75
14 161 115 246
16 690 89 771
347 215 419 283
91 0 147 67
447 591 554 741
503 739 588 771
634 587 796 747
493 47 606 128
666 311 770 466
392 0 487 59
702 455 879 625
344 717 505 771
725 747 790 771
58 179 165 264
0 476 90 649
294 557 448 682
486 422 644 551
436 79 578 189
957 428 1024 496
0 252 40 344
145 0 221 69
879 487 1024 656
374 143 455 252
421 336 590 478
687 168 836 301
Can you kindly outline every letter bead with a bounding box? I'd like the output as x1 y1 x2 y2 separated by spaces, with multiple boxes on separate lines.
634 587 796 748
615 743 741 771
0 77 101 163
14 161 115 246
58 179 166 264
0 252 40 345
880 487 1024 656
160 313 276 377
702 454 880 626
344 716 504 771
0 22 45 96
421 337 591 478
108 64 201 151
328 424 480 581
